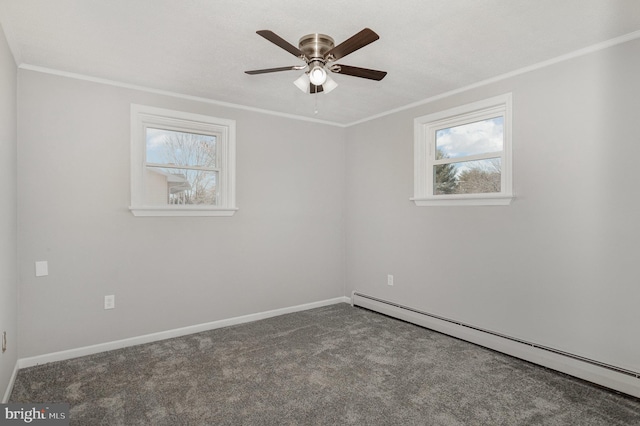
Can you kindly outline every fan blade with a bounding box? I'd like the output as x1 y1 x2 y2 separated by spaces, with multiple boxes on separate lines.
256 30 304 58
325 28 379 61
334 64 387 81
245 66 302 75
310 83 324 94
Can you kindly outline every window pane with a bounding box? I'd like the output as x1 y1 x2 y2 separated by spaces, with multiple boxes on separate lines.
434 158 501 195
146 128 216 168
436 116 503 159
144 166 218 205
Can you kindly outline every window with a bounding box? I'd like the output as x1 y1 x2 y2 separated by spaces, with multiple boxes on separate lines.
130 105 237 216
412 94 513 206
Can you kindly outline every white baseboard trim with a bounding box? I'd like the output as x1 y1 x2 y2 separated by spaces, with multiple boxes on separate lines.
351 291 640 399
17 296 350 370
2 362 19 403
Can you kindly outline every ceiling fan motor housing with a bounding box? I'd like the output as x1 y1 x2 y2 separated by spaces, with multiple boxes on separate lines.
298 34 335 64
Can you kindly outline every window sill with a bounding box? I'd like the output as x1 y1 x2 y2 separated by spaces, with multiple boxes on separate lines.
129 206 238 217
411 194 513 207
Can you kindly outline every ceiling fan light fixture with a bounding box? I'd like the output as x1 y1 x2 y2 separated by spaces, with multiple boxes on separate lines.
322 73 338 93
294 73 310 92
293 72 337 94
246 28 387 96
308 62 327 86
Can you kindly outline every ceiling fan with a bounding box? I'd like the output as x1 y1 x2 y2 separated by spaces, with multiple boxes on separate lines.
245 28 387 94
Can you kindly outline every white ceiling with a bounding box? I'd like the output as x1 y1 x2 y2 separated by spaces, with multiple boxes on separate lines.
1 0 640 126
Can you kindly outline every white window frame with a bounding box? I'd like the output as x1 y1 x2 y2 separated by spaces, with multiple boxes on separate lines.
130 104 237 217
411 93 513 207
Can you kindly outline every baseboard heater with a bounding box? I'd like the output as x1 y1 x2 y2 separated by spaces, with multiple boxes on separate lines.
351 291 640 398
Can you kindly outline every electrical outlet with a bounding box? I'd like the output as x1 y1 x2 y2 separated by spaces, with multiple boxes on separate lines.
2 331 6 353
104 295 115 310
387 274 394 286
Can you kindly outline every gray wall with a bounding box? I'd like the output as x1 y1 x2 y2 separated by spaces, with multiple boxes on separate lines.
0 23 18 397
17 71 346 357
345 38 640 373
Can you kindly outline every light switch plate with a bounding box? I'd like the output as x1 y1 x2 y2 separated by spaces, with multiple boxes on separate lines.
35 261 48 277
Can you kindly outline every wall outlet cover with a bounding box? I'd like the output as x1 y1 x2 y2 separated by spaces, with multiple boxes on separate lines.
104 295 115 310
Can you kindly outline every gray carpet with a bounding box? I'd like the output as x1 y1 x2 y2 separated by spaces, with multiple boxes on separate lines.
10 303 640 425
